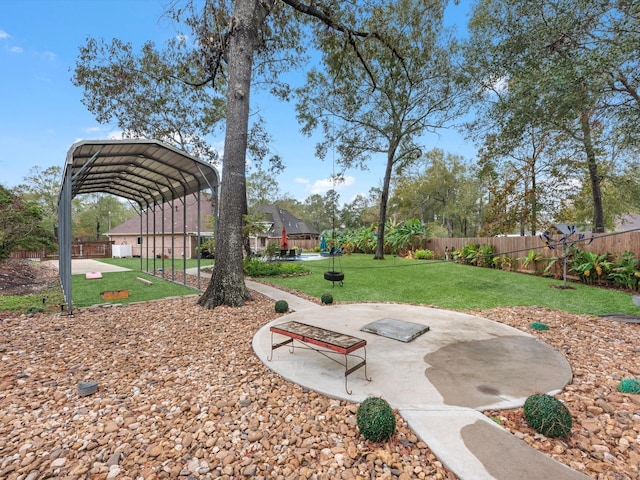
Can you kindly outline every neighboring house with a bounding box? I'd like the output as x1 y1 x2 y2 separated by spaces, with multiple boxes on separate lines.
106 194 214 258
615 213 640 232
251 205 320 252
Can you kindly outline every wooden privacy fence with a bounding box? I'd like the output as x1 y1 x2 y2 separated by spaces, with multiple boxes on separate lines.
427 232 640 261
9 249 47 260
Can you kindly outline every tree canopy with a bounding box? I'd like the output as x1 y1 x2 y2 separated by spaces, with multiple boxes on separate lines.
296 0 463 258
0 185 56 258
465 0 640 233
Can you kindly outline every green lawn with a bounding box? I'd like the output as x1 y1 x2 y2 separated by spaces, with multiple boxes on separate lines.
257 254 639 316
98 257 214 270
71 270 199 307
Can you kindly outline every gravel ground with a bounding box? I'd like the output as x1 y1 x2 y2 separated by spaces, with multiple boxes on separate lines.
0 265 639 479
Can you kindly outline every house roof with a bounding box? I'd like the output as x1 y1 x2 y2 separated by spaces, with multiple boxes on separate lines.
107 193 215 235
615 213 640 232
256 205 319 237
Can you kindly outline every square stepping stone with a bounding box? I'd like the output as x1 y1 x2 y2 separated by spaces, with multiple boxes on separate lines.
85 271 102 279
361 318 429 342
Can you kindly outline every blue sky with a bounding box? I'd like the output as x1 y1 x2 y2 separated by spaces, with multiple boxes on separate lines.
1 0 475 204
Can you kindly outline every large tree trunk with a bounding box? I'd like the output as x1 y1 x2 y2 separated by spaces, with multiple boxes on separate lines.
374 148 396 260
579 110 605 233
199 0 266 308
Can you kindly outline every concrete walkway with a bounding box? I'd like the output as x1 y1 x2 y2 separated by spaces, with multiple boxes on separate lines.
248 280 590 480
57 263 588 479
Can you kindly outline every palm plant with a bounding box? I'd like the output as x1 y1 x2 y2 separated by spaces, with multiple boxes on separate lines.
386 218 430 255
570 250 613 284
609 251 640 290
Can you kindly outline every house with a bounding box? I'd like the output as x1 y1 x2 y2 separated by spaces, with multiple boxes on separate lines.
106 193 215 258
615 213 640 232
251 205 320 252
106 199 319 258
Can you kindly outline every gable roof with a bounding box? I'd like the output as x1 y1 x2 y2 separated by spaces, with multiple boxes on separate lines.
615 213 640 232
107 193 214 235
256 205 319 237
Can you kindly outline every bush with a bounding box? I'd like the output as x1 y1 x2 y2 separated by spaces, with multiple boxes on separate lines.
414 249 434 260
617 378 640 394
523 393 572 438
244 258 308 277
529 322 550 331
321 293 334 304
356 397 396 442
274 300 289 313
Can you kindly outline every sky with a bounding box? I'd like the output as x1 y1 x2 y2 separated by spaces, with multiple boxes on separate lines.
1 0 475 204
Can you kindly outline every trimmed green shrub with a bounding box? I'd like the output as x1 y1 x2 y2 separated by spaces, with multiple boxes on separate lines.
529 322 550 331
617 378 640 394
274 300 289 313
244 258 308 277
414 249 434 260
356 397 396 442
523 394 572 438
321 293 334 305
25 305 43 315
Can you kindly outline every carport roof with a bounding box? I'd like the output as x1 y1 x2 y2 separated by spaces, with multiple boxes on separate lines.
63 139 219 206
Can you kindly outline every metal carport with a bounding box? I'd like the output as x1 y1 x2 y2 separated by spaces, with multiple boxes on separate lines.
58 139 219 314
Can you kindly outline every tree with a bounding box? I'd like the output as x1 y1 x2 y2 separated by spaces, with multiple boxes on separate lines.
71 193 135 241
75 0 412 307
297 0 463 259
14 165 61 238
391 149 483 237
0 185 55 258
466 0 640 233
339 190 379 230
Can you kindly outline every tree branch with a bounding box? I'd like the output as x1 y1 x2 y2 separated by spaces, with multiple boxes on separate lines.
279 0 409 87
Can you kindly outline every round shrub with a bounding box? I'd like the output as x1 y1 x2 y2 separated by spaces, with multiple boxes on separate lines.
529 321 550 331
321 293 334 305
523 393 572 438
617 378 640 394
356 397 396 442
274 300 289 313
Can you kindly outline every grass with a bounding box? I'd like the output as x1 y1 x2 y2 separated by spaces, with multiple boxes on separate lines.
98 257 214 270
71 270 198 307
256 254 639 316
3 255 637 316
0 284 65 314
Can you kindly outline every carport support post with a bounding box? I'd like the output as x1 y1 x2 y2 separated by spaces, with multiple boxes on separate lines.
58 163 73 314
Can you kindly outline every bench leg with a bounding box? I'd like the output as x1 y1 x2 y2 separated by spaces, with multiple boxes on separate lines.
268 331 293 361
343 346 371 395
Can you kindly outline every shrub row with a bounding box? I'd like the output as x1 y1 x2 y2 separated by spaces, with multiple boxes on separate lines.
452 243 640 291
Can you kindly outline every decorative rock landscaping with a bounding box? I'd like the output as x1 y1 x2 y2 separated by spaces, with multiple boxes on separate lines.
1 295 457 480
0 260 638 479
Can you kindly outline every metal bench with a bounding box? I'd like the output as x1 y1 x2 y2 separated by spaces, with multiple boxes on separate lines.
268 320 371 394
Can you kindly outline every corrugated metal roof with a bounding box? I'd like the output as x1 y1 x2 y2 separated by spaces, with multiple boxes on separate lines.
64 139 219 206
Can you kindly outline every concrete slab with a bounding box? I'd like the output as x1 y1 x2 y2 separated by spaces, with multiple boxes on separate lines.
48 259 132 275
361 317 430 342
249 282 589 480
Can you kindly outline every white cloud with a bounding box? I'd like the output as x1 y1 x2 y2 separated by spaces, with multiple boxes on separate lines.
295 177 310 185
0 29 9 39
308 175 355 195
9 45 23 53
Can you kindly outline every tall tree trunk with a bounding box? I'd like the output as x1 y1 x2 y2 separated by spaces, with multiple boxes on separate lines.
199 0 266 308
374 147 397 260
579 110 605 233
